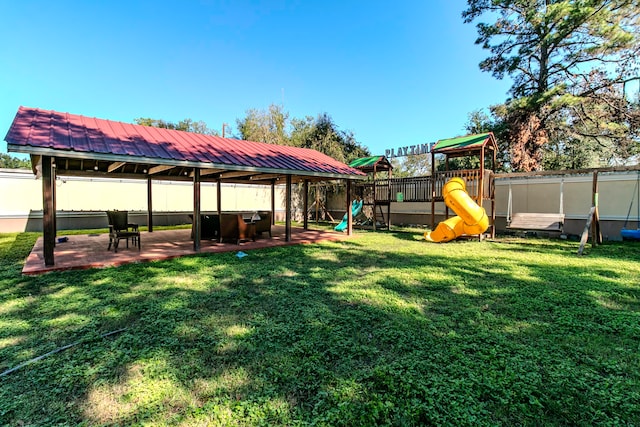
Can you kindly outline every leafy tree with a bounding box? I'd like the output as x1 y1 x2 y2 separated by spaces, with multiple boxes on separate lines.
236 104 289 145
238 105 370 163
291 113 369 163
390 154 431 178
134 117 219 135
465 109 513 171
463 0 640 171
0 153 31 169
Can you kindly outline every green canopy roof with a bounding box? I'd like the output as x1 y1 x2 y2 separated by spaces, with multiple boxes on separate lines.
349 156 390 169
432 133 494 153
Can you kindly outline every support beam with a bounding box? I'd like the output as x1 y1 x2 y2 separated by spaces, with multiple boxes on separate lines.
108 161 126 173
217 170 256 179
189 168 222 178
217 179 222 216
387 164 392 230
149 164 175 175
195 168 223 177
303 180 309 230
41 156 55 266
431 150 436 231
52 160 57 240
478 147 486 242
490 172 496 239
250 173 280 181
271 180 276 225
373 165 377 231
285 175 292 242
592 171 602 247
346 180 353 236
193 168 201 252
147 177 153 232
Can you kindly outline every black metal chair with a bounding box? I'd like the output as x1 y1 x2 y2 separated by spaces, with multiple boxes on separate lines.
106 211 140 252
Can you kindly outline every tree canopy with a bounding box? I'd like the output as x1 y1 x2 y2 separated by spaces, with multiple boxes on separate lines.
235 105 289 146
464 0 640 171
132 106 369 165
0 153 31 169
236 105 370 164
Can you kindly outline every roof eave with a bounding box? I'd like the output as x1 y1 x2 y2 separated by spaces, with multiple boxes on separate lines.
8 144 366 181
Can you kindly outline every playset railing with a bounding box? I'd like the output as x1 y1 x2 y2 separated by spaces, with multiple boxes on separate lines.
357 169 492 203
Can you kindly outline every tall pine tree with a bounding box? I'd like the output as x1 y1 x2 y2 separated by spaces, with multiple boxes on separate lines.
464 0 640 170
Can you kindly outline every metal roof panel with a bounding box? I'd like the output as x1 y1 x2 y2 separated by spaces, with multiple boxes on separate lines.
5 107 365 179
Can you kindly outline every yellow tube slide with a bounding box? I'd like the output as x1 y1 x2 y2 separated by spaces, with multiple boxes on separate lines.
425 177 489 242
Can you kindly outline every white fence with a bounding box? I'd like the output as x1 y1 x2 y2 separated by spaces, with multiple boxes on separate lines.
0 168 287 232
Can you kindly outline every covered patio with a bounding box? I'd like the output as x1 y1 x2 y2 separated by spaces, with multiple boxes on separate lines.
22 225 352 275
5 107 366 270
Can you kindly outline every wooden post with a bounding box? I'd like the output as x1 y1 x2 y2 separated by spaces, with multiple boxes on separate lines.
41 156 55 266
478 149 485 205
492 144 497 239
285 175 292 242
303 180 309 230
217 179 222 216
387 164 392 229
346 179 353 236
373 164 377 231
193 168 201 252
270 179 275 225
52 161 57 242
431 150 436 230
578 207 596 256
315 184 320 222
490 172 496 239
147 177 153 232
592 171 602 247
477 149 486 242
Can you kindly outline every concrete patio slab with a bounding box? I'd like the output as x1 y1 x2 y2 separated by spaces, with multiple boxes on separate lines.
23 226 354 275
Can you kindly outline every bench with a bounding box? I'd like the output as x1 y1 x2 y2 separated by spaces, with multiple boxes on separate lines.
507 213 564 232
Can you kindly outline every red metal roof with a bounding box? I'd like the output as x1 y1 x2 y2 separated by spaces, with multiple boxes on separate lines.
5 106 365 179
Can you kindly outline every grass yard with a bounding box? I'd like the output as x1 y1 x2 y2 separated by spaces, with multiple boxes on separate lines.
1 229 639 426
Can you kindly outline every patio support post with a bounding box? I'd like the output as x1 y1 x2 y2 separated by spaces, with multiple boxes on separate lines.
193 168 201 252
303 179 309 230
216 179 222 216
147 177 153 232
52 160 57 241
42 155 55 266
270 179 276 225
285 175 292 242
346 179 353 236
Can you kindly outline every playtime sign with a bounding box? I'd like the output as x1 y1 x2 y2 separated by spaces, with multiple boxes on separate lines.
385 142 435 158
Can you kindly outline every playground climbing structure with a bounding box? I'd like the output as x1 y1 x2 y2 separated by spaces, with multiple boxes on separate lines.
429 133 497 240
350 156 393 230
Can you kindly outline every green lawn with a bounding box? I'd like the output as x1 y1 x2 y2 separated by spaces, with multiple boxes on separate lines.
1 230 639 426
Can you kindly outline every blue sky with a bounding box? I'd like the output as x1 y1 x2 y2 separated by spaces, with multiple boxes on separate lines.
0 0 511 158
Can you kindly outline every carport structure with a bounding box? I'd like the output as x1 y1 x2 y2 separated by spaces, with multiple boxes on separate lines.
5 106 366 267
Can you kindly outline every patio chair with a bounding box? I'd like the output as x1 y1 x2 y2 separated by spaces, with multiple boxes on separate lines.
106 211 141 252
254 211 272 237
219 213 256 244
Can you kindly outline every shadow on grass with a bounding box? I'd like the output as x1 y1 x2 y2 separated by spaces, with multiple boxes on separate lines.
0 231 639 425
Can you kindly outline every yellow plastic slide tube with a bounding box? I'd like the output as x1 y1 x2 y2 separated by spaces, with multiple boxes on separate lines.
425 177 489 242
